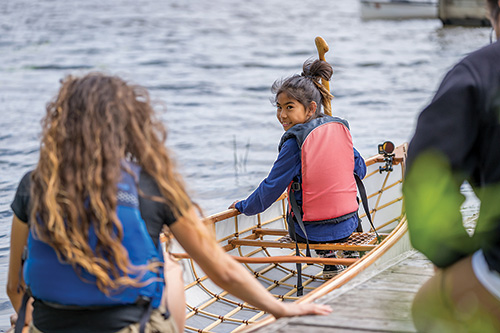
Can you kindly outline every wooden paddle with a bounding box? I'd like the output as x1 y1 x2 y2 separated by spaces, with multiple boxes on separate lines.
314 36 332 116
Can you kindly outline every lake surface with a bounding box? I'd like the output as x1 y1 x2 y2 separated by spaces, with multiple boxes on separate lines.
0 0 489 330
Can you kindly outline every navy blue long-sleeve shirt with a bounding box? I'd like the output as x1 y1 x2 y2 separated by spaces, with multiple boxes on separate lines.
236 138 366 242
404 41 500 272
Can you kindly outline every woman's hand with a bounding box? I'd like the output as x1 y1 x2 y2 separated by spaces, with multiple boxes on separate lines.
273 302 332 319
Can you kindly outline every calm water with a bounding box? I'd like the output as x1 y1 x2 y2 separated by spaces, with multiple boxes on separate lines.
0 0 489 329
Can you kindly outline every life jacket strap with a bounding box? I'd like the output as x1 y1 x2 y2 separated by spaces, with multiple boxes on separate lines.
289 181 311 258
14 246 29 333
286 211 304 297
16 246 28 294
139 300 153 333
354 174 380 242
356 197 363 233
288 181 312 297
14 290 31 333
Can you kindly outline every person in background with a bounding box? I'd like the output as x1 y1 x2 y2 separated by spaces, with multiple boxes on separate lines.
403 0 500 331
6 73 332 333
229 59 366 278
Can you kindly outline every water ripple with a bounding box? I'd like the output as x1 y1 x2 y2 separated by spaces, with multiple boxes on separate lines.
26 64 94 70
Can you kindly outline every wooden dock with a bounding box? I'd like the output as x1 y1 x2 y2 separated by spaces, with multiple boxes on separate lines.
247 250 434 332
439 0 490 26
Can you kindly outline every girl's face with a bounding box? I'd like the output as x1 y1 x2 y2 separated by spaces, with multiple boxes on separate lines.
276 93 316 131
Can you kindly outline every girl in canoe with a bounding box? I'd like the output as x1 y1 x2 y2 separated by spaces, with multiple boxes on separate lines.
229 59 366 277
6 73 332 333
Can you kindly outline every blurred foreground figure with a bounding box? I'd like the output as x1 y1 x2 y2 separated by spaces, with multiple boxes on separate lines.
403 1 500 331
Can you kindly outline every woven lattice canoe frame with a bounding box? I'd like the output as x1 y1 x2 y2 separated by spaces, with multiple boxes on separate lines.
166 144 407 333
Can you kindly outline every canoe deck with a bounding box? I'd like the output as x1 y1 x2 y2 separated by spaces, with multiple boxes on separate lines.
247 250 434 332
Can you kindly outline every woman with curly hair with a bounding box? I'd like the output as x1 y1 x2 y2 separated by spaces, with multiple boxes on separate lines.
6 73 331 333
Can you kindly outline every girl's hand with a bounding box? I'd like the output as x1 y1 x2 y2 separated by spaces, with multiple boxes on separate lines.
274 302 332 319
228 200 240 210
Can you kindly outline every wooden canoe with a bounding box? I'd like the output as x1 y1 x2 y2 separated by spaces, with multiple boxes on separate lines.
168 142 409 333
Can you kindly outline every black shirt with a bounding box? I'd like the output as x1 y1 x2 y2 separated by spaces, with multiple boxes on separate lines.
406 40 500 273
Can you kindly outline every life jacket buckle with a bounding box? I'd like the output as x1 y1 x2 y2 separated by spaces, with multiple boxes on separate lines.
291 182 301 192
22 246 28 261
136 295 151 306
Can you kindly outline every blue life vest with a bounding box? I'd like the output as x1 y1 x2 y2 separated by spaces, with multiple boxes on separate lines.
24 163 164 308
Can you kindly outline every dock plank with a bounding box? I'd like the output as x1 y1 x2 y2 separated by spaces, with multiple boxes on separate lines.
274 327 404 333
248 249 434 332
326 288 416 303
280 316 416 332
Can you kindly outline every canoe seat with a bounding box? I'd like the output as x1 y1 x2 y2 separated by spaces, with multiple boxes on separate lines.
226 229 386 252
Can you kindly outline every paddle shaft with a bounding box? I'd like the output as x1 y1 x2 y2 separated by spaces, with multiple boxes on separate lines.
314 36 332 116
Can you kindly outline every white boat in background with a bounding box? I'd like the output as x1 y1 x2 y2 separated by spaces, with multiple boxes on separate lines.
360 0 438 20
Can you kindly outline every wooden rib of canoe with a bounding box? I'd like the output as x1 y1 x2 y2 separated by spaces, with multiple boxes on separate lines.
168 142 409 333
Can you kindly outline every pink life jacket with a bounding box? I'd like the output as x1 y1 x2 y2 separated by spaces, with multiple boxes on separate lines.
279 116 358 223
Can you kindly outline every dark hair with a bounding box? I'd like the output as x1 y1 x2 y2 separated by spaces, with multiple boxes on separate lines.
488 0 500 23
271 59 333 118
